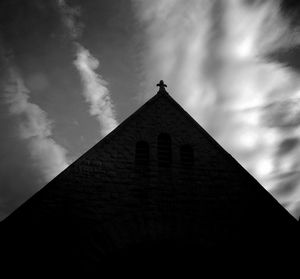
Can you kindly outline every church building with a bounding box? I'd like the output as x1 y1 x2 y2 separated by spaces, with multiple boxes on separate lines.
1 81 298 275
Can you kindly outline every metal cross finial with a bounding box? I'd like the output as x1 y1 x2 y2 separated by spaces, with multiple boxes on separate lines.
156 80 167 92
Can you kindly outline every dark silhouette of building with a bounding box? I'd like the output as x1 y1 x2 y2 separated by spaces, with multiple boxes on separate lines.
1 81 298 275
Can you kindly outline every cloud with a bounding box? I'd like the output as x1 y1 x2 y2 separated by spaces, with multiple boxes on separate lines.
133 0 300 218
57 0 83 40
5 67 69 182
74 45 118 136
0 45 69 219
58 0 118 137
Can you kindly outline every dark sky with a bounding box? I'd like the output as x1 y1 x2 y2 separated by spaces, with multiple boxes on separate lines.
1 0 300 220
0 0 141 153
0 0 143 219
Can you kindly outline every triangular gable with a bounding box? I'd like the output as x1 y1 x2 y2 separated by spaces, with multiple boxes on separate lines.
9 88 295 223
1 86 298 274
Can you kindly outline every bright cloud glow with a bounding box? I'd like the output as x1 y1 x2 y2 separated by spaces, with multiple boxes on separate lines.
134 0 300 217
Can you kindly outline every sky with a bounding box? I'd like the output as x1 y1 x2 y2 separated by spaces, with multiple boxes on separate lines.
1 0 300 221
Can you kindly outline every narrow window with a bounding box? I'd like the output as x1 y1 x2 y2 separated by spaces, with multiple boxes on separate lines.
135 141 149 166
180 144 194 167
157 133 172 167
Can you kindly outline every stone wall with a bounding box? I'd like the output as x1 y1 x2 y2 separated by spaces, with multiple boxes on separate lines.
1 92 298 274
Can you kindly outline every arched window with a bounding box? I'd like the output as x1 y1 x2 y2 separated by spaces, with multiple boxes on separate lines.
180 144 194 167
135 141 149 166
157 133 172 167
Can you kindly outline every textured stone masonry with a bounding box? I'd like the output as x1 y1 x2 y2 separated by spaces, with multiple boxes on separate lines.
1 88 299 275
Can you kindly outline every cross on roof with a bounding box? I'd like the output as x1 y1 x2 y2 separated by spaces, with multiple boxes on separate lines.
156 80 167 92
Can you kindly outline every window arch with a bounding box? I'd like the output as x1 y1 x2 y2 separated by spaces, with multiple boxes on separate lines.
135 141 149 166
180 144 194 167
157 133 172 167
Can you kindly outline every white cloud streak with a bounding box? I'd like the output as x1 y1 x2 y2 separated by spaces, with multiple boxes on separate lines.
58 0 118 137
74 45 118 136
133 0 300 218
5 68 69 182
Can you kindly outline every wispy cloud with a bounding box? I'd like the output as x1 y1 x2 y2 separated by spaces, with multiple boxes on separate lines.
58 0 118 137
74 45 118 136
5 67 69 182
133 0 300 217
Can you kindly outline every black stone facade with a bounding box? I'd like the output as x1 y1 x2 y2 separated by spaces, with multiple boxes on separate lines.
1 88 298 275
